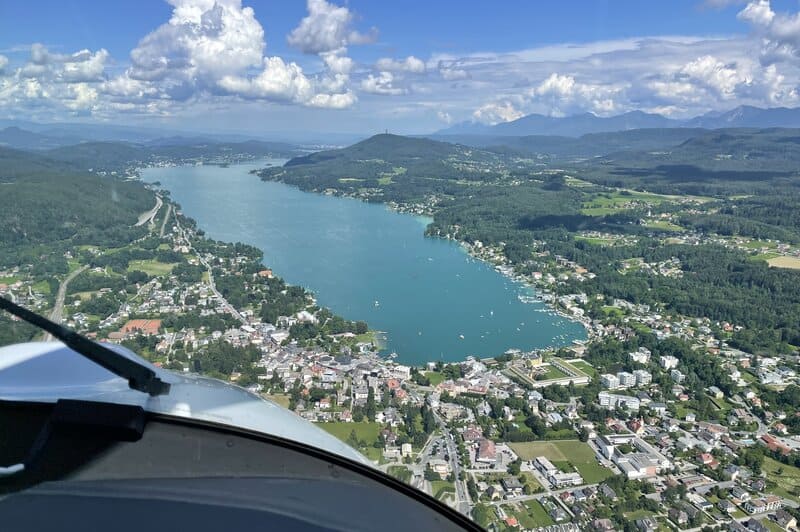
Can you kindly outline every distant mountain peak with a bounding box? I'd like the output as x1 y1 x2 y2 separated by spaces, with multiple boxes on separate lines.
432 105 800 138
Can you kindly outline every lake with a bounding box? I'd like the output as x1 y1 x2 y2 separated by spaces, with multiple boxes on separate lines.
141 160 586 365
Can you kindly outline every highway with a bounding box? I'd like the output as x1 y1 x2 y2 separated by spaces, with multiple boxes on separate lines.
43 265 89 341
158 204 172 237
134 194 163 227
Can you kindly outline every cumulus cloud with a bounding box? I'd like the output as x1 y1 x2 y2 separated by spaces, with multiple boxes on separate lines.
360 71 405 95
126 0 264 83
287 0 376 54
0 55 8 73
737 0 800 65
529 73 622 116
472 101 524 124
376 56 426 73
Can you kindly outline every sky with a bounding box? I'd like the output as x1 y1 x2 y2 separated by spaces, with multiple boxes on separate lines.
2 0 800 135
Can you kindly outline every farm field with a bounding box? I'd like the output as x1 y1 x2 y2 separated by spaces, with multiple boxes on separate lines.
127 259 176 276
767 256 800 270
509 440 613 484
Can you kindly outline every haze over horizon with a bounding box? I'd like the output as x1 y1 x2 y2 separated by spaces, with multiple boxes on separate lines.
4 0 800 135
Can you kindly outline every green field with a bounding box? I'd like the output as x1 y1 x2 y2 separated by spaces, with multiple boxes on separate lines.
319 421 383 462
0 275 20 284
643 219 685 232
509 440 612 484
425 371 446 386
569 360 598 378
319 421 382 442
430 479 455 501
31 280 51 294
574 235 614 246
541 364 568 380
508 499 555 529
377 176 394 185
387 465 412 484
764 456 800 503
127 259 176 276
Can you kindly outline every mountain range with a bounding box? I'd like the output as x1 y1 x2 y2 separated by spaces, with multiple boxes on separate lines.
434 105 800 137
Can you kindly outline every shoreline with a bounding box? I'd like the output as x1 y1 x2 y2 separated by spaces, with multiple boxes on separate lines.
158 163 590 363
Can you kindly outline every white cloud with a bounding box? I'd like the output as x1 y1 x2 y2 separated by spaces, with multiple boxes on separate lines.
436 110 453 123
0 55 8 73
472 101 524 124
218 56 313 103
680 55 749 98
126 0 265 82
376 56 426 73
360 71 405 95
287 0 376 54
738 0 775 27
62 49 110 82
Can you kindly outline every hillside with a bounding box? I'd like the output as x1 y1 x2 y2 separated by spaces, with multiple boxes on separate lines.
572 128 800 196
431 128 709 159
0 146 154 266
260 134 513 202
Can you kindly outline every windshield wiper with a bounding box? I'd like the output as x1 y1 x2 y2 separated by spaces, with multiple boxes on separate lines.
0 297 170 396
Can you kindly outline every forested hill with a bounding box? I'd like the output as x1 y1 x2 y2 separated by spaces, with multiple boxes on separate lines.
575 128 800 196
0 146 154 267
42 139 300 173
259 133 514 202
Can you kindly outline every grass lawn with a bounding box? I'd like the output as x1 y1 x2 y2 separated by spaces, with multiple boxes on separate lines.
518 499 555 528
430 480 455 501
643 220 685 232
317 421 385 463
576 461 615 483
0 275 20 284
764 456 800 503
541 364 568 380
127 259 176 276
569 360 598 378
509 440 611 484
72 290 99 301
753 252 781 262
425 371 446 386
387 465 412 484
377 176 394 185
31 280 51 294
574 235 615 246
318 421 382 443
625 509 656 520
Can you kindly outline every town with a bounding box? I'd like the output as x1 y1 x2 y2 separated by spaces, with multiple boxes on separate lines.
2 186 800 532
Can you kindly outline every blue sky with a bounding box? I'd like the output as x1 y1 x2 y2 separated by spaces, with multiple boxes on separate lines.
2 0 800 135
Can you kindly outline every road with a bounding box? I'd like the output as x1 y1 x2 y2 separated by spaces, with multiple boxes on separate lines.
43 265 89 341
134 194 163 227
432 408 472 515
174 215 245 324
158 204 172 237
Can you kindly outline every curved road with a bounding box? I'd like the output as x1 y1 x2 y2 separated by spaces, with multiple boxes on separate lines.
134 194 163 227
43 265 89 341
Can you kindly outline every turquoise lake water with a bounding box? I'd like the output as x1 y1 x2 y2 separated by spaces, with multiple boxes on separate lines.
141 160 585 364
